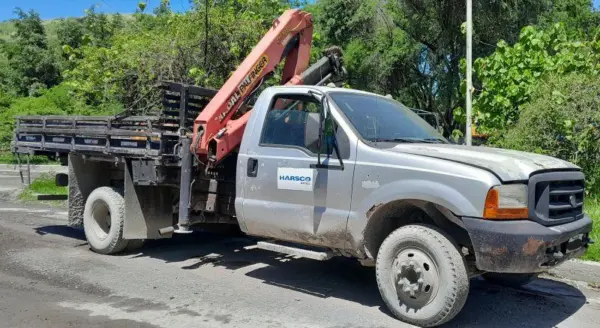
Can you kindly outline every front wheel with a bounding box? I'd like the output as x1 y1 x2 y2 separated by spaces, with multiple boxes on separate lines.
376 224 469 327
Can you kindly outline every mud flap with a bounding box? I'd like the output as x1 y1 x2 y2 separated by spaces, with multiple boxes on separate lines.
68 154 113 227
123 163 174 239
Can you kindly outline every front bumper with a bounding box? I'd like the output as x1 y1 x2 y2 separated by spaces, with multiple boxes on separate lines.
463 216 593 273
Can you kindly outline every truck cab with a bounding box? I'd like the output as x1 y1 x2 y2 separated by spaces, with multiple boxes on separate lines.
235 85 593 326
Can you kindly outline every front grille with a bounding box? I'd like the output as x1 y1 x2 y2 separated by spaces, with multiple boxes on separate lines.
529 171 585 226
548 180 585 220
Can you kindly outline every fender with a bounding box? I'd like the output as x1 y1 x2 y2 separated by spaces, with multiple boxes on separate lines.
346 179 487 255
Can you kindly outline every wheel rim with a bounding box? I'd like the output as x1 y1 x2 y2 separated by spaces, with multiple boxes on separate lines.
90 200 111 241
392 247 440 309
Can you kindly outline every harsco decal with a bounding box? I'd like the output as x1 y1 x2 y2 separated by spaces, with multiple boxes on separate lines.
278 175 312 183
219 55 269 122
277 168 316 191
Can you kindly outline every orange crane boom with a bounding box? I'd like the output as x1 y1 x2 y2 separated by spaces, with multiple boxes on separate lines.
192 9 316 165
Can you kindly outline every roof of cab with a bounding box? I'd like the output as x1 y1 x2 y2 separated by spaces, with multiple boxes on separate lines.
267 85 382 97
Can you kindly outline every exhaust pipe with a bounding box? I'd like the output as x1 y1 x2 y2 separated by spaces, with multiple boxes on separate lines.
158 226 175 237
158 224 193 237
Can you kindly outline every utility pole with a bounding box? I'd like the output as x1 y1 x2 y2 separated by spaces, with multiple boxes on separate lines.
465 0 473 146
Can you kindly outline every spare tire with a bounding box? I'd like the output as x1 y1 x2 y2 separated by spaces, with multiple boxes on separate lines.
83 187 129 255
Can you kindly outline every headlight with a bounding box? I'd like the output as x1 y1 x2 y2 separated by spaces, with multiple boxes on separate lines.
483 184 528 219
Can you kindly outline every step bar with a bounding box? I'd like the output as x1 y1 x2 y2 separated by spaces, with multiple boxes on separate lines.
256 241 334 261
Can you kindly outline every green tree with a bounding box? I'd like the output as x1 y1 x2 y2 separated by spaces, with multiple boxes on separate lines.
64 0 296 112
56 18 85 50
538 0 600 35
498 73 600 193
1 9 60 96
82 7 119 47
472 23 600 132
311 0 564 134
312 0 375 47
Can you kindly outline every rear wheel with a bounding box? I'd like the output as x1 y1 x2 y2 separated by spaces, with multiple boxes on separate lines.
376 224 469 327
83 187 129 255
482 273 537 287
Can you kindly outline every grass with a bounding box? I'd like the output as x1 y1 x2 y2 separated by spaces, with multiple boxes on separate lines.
582 198 600 261
19 172 67 202
0 152 58 164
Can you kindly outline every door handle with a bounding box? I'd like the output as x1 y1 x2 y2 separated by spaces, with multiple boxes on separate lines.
247 158 258 177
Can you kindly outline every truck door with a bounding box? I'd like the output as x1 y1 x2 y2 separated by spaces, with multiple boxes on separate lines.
238 89 356 249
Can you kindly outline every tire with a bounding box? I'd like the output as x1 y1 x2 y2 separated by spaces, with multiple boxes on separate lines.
376 224 469 327
482 273 537 287
83 187 129 255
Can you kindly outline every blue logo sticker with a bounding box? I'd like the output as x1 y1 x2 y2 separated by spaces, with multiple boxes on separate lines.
279 175 312 185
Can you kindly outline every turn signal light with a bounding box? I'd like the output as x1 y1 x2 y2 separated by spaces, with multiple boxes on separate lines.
483 185 529 220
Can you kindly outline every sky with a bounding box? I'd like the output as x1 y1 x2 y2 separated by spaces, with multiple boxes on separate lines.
0 0 599 21
0 0 192 21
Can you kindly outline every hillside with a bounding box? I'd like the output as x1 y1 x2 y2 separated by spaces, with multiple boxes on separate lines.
0 19 64 42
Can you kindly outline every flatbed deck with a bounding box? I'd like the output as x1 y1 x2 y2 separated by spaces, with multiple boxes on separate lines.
11 82 217 163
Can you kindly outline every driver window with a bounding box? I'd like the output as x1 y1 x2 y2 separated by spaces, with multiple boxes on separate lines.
260 95 321 153
260 94 349 158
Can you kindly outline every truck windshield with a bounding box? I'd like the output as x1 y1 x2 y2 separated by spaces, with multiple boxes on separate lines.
328 92 447 143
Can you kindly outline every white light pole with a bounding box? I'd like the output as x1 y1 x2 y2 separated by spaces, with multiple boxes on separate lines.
465 0 473 146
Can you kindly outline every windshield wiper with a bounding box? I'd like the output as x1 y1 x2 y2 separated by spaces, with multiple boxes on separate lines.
372 138 425 143
421 138 447 144
372 137 446 144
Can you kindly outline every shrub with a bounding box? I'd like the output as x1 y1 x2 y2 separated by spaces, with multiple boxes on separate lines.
498 73 600 195
472 23 600 132
0 83 120 149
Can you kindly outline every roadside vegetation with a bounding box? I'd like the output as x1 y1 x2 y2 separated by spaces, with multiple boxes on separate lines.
583 199 600 261
19 172 67 203
0 152 56 164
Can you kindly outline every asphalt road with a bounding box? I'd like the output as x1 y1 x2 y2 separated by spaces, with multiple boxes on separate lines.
1 174 600 327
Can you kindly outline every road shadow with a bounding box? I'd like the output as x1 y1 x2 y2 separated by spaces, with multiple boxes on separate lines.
35 225 86 241
36 226 587 327
443 277 586 328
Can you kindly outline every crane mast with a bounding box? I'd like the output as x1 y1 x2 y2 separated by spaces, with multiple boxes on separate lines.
191 9 343 166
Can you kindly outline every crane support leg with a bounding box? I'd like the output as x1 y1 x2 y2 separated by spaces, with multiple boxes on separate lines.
176 136 193 234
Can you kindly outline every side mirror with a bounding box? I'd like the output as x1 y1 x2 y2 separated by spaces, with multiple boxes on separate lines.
311 96 344 171
321 97 329 120
304 112 320 149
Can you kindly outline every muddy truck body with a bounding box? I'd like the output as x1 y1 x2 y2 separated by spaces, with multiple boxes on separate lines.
11 9 593 328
